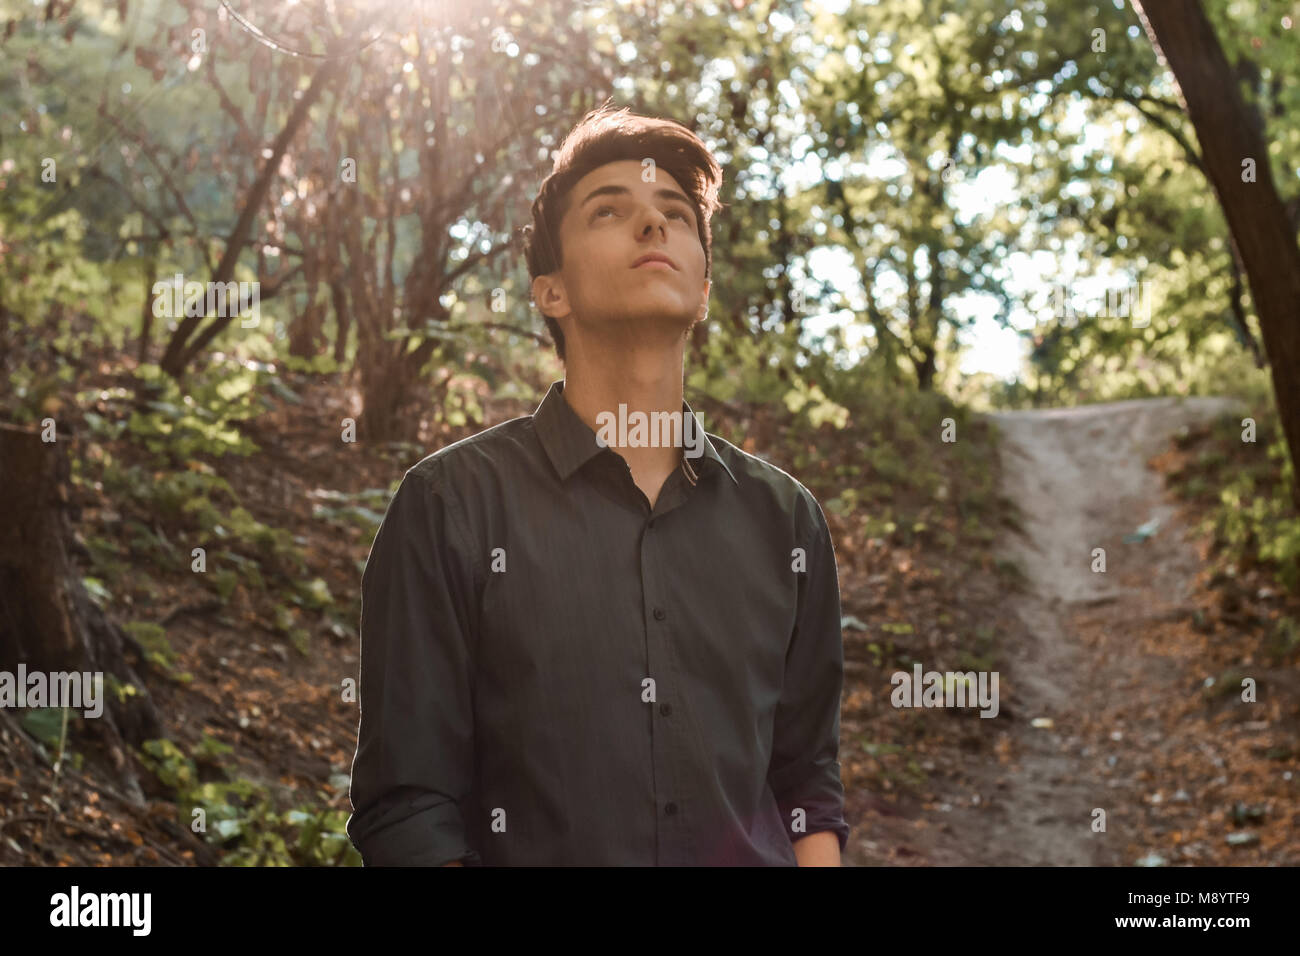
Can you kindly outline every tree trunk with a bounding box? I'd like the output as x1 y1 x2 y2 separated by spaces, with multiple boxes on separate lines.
1133 0 1300 510
915 348 937 391
137 255 156 365
288 301 323 360
357 339 439 443
330 278 351 366
0 424 163 805
357 354 414 442
158 54 345 380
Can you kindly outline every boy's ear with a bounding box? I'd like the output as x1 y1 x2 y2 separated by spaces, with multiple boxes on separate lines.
532 273 569 320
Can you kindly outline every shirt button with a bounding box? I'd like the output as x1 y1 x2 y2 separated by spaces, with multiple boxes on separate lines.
653 607 666 621
660 703 672 716
665 802 678 816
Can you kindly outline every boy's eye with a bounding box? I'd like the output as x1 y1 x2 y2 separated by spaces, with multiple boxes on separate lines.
591 203 691 223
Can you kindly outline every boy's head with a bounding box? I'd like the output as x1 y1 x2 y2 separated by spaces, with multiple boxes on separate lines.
521 104 724 363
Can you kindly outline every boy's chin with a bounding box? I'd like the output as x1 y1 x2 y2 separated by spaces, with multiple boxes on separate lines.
590 310 698 337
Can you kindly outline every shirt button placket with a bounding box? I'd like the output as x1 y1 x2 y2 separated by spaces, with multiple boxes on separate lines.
651 606 676 853
642 516 680 863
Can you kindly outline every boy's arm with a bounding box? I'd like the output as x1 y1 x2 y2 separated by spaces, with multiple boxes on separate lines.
346 467 481 867
792 830 841 866
768 491 851 864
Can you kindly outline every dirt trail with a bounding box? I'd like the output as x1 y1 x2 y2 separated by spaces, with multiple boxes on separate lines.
966 396 1246 864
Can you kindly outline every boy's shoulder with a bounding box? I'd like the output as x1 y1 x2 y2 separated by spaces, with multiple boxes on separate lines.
698 431 829 527
403 414 537 485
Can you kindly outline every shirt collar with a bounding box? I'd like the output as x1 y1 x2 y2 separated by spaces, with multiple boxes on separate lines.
533 379 738 487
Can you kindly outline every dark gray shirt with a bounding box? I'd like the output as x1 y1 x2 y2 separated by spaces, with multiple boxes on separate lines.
346 380 849 865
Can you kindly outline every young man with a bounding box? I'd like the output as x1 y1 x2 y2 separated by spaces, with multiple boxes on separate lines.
346 104 849 866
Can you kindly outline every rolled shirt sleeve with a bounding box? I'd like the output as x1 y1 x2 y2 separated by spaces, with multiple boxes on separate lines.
768 490 851 854
346 464 481 866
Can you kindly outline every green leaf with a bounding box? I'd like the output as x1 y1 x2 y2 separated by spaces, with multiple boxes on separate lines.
21 708 65 749
213 818 243 840
81 577 112 607
298 577 334 610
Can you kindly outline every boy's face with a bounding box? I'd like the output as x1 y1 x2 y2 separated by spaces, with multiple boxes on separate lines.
533 159 710 352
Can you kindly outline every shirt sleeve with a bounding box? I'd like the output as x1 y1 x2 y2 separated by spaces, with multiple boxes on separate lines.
768 489 851 855
346 464 482 866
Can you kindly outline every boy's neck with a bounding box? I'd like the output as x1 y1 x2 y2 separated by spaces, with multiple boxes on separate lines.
560 337 688 485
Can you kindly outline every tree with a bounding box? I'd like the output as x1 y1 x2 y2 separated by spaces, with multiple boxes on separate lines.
1131 0 1300 507
0 423 162 805
306 0 585 440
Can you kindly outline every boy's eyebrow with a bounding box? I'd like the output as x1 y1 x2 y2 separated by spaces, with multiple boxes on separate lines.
578 184 695 215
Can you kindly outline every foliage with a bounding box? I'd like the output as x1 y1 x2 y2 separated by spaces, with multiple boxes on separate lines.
1171 410 1300 598
1213 442 1300 595
138 737 360 867
69 361 310 597
2 0 1293 423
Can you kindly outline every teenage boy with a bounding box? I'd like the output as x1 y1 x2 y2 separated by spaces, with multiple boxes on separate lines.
347 104 849 866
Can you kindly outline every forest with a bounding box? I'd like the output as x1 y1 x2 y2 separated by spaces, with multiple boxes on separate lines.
0 0 1297 869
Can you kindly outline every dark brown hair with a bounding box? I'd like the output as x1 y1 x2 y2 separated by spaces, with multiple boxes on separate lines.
520 103 725 361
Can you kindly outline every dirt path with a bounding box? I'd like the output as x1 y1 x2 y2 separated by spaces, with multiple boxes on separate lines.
960 396 1247 865
977 395 1248 868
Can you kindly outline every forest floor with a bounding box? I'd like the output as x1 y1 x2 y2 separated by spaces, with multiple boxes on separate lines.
840 396 1300 867
1 370 1297 866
